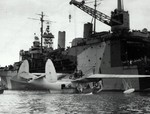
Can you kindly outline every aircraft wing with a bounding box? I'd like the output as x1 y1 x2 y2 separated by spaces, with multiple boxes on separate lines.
72 74 150 83
87 74 150 79
71 77 100 83
28 74 45 83
19 72 45 82
19 72 36 80
32 73 45 76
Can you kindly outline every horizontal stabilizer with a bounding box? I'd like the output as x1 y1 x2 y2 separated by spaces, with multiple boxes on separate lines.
19 72 37 80
28 75 45 83
32 75 45 80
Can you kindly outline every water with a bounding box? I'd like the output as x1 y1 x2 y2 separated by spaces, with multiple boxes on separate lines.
0 91 150 114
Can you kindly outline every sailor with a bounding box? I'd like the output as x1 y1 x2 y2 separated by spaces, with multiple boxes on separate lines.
77 70 83 78
73 69 78 79
93 79 103 93
96 79 103 93
73 69 83 79
76 83 83 93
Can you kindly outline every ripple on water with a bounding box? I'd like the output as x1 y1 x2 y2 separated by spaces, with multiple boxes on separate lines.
0 91 150 114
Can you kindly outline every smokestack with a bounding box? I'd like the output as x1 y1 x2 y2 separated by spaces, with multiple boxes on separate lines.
58 31 66 49
83 23 93 39
118 0 124 11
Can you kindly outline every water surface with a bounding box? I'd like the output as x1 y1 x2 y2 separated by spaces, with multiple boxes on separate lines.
0 90 150 114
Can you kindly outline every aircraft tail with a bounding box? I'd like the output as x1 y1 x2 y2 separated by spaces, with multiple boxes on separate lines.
45 59 57 83
18 60 29 74
18 59 57 82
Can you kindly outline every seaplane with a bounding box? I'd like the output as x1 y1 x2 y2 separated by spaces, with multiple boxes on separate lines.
17 59 102 93
18 59 150 94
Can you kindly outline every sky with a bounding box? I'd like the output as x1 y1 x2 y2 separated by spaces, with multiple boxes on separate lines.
0 0 150 66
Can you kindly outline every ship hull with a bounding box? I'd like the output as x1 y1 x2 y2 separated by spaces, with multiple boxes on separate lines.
0 89 4 94
1 38 150 91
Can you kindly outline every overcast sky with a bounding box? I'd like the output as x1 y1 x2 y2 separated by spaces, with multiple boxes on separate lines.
0 0 150 66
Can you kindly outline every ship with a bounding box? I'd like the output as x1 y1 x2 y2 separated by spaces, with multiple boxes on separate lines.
1 0 150 91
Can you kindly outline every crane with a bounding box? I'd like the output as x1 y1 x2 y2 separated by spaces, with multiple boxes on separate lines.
70 0 130 32
70 0 121 26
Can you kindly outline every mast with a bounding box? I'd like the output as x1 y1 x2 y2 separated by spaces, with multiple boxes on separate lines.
40 12 44 52
93 0 97 34
29 12 54 52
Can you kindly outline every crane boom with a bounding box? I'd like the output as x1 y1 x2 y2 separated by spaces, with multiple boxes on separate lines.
70 0 121 26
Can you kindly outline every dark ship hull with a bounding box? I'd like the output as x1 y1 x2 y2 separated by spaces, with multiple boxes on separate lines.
0 89 4 94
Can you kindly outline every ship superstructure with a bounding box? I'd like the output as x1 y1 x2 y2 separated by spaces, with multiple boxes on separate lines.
0 0 150 91
19 12 76 74
69 0 150 90
69 0 135 73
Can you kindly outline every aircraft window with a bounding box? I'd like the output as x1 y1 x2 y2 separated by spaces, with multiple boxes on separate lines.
61 84 65 89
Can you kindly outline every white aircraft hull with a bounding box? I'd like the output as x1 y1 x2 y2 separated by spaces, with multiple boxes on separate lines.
49 89 77 94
